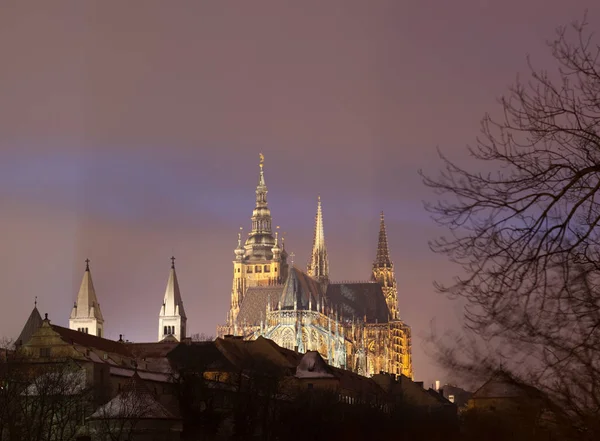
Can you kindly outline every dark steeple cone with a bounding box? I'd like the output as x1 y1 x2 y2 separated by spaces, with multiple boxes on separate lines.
371 212 398 319
373 211 393 269
16 301 43 346
244 153 276 260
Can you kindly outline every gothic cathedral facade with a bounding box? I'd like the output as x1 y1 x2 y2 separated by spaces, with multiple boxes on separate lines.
217 155 413 378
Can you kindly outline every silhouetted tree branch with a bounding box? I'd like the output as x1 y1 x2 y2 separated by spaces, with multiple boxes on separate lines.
421 15 600 438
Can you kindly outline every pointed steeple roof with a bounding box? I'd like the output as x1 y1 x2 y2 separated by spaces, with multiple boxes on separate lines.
71 259 104 321
307 196 329 282
16 303 43 345
280 267 324 310
161 256 186 319
373 211 393 269
244 153 276 260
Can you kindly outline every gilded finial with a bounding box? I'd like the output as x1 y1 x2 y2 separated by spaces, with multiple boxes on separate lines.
34 296 37 308
259 152 265 169
238 227 243 246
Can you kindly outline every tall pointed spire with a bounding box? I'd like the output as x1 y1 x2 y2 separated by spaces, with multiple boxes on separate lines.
307 196 329 284
255 152 269 213
159 256 187 341
371 212 398 320
69 259 105 337
374 211 393 268
244 153 276 259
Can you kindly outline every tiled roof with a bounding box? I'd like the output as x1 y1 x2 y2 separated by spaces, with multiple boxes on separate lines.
89 372 178 420
325 282 390 323
236 286 283 326
328 364 386 397
128 341 179 359
215 336 300 374
280 267 324 310
51 325 132 357
168 342 237 373
473 373 545 400
296 351 335 378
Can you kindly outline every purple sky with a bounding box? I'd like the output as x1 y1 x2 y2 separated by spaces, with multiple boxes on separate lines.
1 1 599 387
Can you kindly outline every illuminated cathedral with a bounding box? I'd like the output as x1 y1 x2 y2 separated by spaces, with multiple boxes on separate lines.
216 155 412 378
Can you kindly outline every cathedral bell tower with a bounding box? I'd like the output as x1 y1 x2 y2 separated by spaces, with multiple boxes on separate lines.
69 259 105 337
371 212 399 320
158 257 187 341
228 154 288 327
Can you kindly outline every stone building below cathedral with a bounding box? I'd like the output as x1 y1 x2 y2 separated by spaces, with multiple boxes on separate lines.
217 155 412 378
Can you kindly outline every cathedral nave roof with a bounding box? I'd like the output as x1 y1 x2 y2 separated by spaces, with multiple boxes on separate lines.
325 282 391 323
236 285 283 326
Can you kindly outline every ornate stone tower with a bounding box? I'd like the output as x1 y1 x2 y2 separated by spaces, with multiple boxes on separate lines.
371 212 398 320
69 259 105 337
307 196 329 286
228 154 288 327
158 257 187 341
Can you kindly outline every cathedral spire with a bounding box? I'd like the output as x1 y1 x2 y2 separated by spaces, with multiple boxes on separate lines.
69 259 105 337
244 153 276 260
255 152 268 211
158 256 187 341
307 196 329 284
374 211 393 269
371 212 398 320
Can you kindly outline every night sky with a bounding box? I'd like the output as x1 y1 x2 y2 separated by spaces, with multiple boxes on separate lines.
1 1 599 387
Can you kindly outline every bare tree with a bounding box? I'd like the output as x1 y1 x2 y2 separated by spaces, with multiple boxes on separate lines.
13 359 90 441
0 338 21 440
90 378 158 441
421 15 600 438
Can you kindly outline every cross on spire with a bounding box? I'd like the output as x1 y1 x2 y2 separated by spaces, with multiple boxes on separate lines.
34 296 37 307
85 259 90 271
170 256 176 269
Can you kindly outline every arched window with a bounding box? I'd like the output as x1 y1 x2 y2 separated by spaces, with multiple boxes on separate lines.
164 326 167 335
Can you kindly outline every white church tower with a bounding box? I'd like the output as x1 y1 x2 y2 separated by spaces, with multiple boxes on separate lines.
158 256 187 342
69 259 105 337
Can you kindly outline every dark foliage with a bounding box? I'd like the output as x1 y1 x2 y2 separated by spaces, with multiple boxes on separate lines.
421 14 600 439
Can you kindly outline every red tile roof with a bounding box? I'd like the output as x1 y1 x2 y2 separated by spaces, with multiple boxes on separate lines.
51 325 132 357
